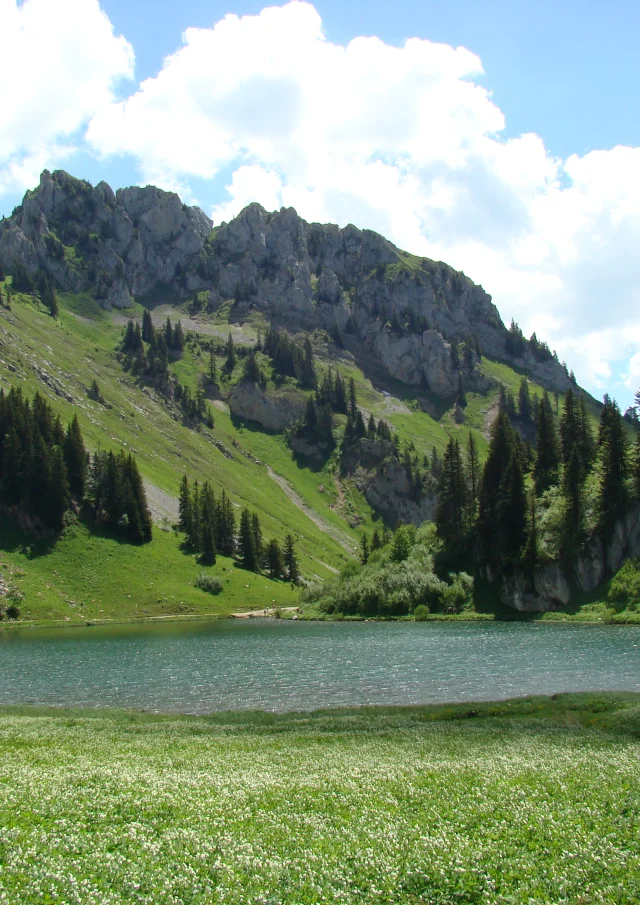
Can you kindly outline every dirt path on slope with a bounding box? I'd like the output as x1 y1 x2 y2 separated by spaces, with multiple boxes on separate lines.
266 466 355 558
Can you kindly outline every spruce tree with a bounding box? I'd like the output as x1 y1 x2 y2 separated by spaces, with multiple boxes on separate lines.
501 450 527 561
142 309 154 343
435 437 467 549
267 538 284 578
466 432 480 512
563 444 584 550
178 474 193 538
598 398 628 535
477 411 515 564
633 431 640 499
208 348 217 384
63 415 87 498
239 508 258 571
284 534 299 583
578 395 596 473
559 389 579 466
360 533 369 565
518 378 532 423
225 333 236 372
534 392 560 494
252 512 263 566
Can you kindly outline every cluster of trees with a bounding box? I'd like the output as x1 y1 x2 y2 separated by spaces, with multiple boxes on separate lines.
90 449 153 544
262 327 316 388
435 387 640 575
121 314 213 428
0 388 151 542
5 264 58 316
178 474 300 580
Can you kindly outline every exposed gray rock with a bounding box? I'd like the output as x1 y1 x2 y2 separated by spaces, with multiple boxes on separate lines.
228 379 306 431
500 504 640 612
0 168 578 400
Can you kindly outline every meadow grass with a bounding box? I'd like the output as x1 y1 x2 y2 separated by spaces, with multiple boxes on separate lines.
0 693 638 904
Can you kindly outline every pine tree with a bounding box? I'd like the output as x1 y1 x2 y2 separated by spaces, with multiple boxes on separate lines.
142 309 154 343
178 474 193 538
563 444 584 549
300 337 316 389
501 450 527 561
63 415 87 498
534 392 560 494
477 411 517 564
466 432 480 513
267 538 284 578
578 395 596 473
348 378 357 417
518 378 532 423
284 533 299 583
252 512 263 566
598 398 628 535
633 432 640 499
48 446 70 530
190 481 202 550
559 389 579 466
239 508 258 571
225 333 236 372
435 437 468 549
360 533 369 564
371 528 382 551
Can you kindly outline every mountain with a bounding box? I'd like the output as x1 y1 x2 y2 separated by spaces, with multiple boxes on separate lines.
1 169 624 626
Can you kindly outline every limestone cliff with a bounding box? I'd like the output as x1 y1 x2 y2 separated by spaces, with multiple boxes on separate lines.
0 170 573 398
499 504 640 612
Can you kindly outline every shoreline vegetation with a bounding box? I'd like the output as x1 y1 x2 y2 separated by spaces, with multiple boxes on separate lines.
1 693 639 903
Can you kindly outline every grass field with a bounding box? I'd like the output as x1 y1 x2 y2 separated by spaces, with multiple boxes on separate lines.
0 693 638 904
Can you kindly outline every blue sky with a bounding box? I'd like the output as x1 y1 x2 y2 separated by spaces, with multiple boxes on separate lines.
2 0 639 407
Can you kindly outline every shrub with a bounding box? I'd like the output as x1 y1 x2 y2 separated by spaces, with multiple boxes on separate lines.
413 604 430 620
608 560 640 611
194 573 223 595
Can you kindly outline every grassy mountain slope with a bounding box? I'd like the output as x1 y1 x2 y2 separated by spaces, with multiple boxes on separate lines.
0 280 598 625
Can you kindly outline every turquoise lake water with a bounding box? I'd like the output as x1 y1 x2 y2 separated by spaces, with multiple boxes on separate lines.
0 619 638 713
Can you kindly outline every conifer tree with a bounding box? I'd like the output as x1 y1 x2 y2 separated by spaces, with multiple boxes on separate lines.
518 378 532 422
559 389 580 466
239 508 258 571
598 398 628 535
178 474 193 538
435 437 468 549
534 392 560 494
252 512 263 566
142 309 154 343
360 533 369 564
348 378 357 417
477 411 516 564
371 528 382 551
284 533 299 583
563 444 584 549
63 415 87 498
466 432 480 512
267 538 284 578
578 395 596 472
190 481 202 550
633 431 640 499
48 446 70 530
501 450 527 561
225 333 236 372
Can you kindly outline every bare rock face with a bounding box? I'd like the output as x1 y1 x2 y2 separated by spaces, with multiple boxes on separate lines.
0 168 575 394
228 379 306 431
364 458 436 527
500 504 640 612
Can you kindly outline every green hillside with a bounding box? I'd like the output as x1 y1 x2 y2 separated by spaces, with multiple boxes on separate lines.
0 282 596 626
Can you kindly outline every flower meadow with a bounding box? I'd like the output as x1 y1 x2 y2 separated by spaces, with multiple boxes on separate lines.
0 703 639 904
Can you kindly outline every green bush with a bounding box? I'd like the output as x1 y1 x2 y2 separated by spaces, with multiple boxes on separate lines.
413 604 430 620
194 573 223 595
608 560 640 611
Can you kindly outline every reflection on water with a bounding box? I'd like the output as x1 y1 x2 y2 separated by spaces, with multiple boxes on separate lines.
0 619 638 713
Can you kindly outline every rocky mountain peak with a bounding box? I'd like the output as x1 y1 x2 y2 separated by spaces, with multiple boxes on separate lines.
0 169 574 397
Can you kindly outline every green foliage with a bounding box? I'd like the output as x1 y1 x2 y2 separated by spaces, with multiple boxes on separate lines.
194 572 223 595
608 560 640 611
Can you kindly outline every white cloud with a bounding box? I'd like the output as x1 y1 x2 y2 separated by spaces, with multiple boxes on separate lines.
0 0 133 197
3 0 639 403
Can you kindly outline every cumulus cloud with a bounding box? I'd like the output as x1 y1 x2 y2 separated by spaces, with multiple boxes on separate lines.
3 0 639 403
0 0 133 197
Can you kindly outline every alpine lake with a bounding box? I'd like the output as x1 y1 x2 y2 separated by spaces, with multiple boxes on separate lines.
1 618 639 713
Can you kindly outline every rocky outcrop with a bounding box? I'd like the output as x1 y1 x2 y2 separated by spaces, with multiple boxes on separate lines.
500 504 640 612
228 379 306 431
341 437 436 527
0 169 574 394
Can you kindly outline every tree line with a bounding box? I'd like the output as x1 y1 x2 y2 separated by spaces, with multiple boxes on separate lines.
178 474 300 581
434 387 640 576
0 388 151 542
